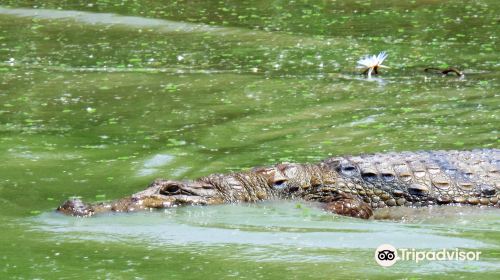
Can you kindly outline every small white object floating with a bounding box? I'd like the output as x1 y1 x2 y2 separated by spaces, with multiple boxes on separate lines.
357 51 389 78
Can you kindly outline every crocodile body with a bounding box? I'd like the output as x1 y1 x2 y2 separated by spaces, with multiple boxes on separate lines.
58 149 500 219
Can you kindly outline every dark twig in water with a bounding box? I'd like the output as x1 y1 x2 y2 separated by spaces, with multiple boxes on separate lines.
424 67 464 77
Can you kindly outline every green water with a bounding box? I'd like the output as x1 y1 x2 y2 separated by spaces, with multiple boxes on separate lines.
0 0 499 278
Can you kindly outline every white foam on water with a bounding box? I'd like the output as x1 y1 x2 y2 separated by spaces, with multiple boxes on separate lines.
137 153 174 176
0 7 222 33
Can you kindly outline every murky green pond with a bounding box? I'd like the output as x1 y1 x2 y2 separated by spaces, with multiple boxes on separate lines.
0 0 499 279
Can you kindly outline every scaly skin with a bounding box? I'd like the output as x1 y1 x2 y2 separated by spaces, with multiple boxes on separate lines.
58 149 500 219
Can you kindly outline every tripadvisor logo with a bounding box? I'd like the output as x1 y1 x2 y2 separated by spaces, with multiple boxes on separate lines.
375 244 397 267
374 244 481 267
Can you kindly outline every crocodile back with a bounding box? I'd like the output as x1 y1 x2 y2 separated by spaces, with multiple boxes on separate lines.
323 149 500 207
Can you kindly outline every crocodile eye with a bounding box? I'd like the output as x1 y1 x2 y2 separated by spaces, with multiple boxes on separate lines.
162 184 181 194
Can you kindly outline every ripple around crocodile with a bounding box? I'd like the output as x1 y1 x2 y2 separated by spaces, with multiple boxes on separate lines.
57 149 500 219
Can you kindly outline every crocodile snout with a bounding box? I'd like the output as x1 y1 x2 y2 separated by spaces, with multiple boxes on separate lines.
57 198 94 217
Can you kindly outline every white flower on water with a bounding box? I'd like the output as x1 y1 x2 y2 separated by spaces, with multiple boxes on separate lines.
357 51 389 78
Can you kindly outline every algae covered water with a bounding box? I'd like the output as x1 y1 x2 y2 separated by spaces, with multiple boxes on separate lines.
0 1 499 279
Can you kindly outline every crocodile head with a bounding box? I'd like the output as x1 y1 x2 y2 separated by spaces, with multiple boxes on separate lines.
57 163 334 217
57 179 226 217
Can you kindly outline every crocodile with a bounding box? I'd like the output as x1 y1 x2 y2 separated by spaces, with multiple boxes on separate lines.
57 149 500 219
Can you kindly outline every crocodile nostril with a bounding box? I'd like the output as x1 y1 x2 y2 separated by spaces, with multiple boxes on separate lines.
163 184 181 194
